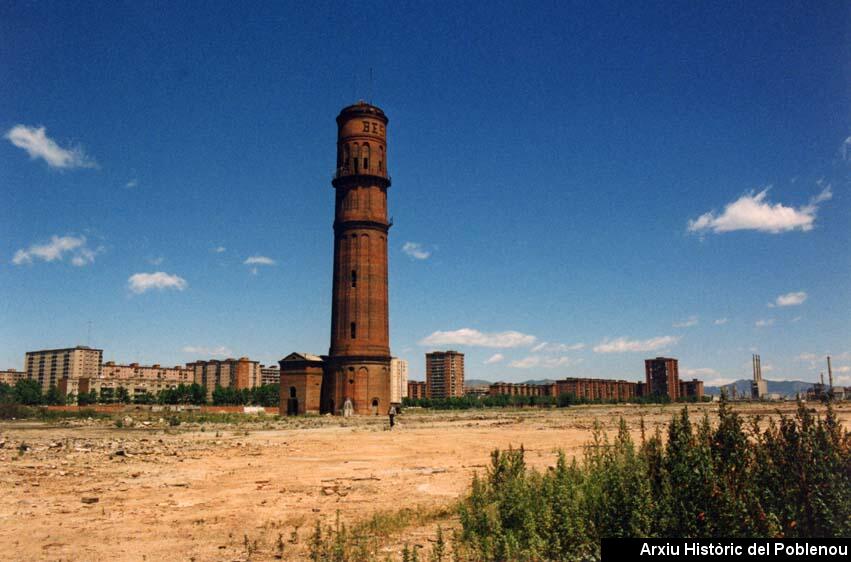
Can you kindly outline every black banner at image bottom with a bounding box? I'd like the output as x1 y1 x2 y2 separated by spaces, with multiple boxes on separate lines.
601 538 849 561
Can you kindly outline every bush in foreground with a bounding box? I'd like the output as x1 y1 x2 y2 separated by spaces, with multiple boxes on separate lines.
457 400 850 560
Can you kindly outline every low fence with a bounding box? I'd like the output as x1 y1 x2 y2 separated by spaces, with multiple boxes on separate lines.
42 404 279 414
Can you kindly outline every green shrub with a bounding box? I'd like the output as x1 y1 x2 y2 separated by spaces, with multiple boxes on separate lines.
457 400 851 560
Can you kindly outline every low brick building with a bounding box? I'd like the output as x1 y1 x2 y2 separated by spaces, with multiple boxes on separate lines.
279 353 324 415
407 380 427 400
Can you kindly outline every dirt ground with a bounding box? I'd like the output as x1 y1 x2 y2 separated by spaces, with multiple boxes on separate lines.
1 402 849 561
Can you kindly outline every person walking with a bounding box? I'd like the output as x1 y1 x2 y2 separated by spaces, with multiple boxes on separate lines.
388 405 397 429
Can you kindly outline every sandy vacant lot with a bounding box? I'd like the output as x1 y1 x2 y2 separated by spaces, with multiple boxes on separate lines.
1 402 848 561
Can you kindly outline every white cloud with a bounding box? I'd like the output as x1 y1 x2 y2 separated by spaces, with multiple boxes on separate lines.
755 319 775 328
771 291 807 307
681 367 719 377
530 341 585 353
705 377 737 387
593 335 680 353
244 255 276 266
181 345 232 358
402 242 431 260
841 137 851 161
835 366 851 374
687 186 832 234
509 355 579 369
797 353 818 362
212 246 226 253
673 316 699 328
12 235 100 266
125 179 138 189
147 257 164 266
714 318 729 325
128 272 187 294
484 353 504 365
419 328 536 349
5 125 97 169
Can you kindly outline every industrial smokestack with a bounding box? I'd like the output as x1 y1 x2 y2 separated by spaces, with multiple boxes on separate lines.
827 356 834 389
820 372 825 386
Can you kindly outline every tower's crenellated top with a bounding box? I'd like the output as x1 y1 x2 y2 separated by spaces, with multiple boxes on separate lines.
334 101 389 184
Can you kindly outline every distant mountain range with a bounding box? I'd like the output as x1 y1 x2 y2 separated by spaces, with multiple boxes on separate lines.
463 377 816 398
704 379 814 398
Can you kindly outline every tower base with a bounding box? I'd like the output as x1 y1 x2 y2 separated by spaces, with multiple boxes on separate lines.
321 356 392 416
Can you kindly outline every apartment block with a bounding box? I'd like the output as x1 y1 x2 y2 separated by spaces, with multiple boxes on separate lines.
407 380 427 400
0 368 26 386
390 357 409 403
679 378 704 400
25 346 103 391
645 357 680 400
425 350 464 399
188 357 261 400
260 364 281 386
489 382 557 397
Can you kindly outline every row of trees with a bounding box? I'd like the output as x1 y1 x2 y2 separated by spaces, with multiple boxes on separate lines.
456 400 850 560
401 392 706 410
0 379 281 407
0 379 64 405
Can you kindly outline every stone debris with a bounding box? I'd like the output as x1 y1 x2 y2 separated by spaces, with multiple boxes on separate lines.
81 497 99 504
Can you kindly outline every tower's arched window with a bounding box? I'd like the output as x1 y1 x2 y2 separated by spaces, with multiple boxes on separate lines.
362 143 370 172
352 144 360 173
351 269 357 288
342 144 350 171
350 322 357 339
379 145 384 171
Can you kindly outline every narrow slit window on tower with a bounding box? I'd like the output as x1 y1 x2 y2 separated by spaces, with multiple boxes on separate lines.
351 270 357 288
350 322 357 339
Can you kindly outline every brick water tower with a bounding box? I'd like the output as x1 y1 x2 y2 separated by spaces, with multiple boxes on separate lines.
322 101 392 415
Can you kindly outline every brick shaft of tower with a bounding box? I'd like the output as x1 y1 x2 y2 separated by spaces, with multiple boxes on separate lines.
323 101 393 415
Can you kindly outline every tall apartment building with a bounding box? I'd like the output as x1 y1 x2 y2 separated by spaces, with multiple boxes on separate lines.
25 346 103 391
260 364 281 386
188 357 261 400
390 357 408 403
645 357 679 400
0 368 26 386
425 350 464 399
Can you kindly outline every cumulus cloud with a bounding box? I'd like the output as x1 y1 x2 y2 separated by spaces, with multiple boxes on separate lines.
181 345 232 358
530 341 585 353
12 235 100 266
419 328 536 349
402 242 431 260
244 255 276 265
771 291 807 307
125 179 138 189
5 125 97 169
593 335 680 353
128 272 187 294
755 319 775 328
687 186 832 234
673 316 699 328
509 355 578 369
212 246 226 253
714 318 729 325
796 353 818 362
484 353 504 365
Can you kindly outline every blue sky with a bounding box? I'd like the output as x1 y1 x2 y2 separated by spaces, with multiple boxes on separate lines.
1 2 849 386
